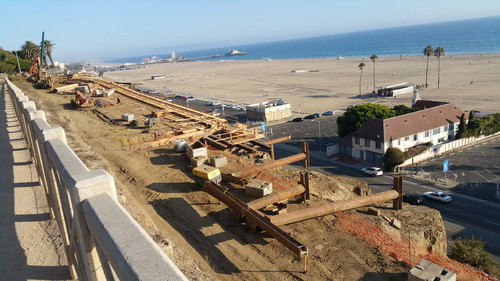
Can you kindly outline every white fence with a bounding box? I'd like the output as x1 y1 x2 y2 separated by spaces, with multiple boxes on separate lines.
4 78 187 281
401 132 500 167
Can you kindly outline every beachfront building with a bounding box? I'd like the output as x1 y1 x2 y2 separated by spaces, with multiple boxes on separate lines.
377 83 414 97
246 99 292 122
340 100 465 165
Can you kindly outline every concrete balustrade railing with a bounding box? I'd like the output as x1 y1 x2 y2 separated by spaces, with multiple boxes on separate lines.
5 78 187 281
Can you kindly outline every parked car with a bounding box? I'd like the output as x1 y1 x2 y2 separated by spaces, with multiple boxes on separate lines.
180 96 187 100
403 194 424 205
361 167 383 176
210 101 220 106
304 114 316 119
347 104 355 109
313 113 321 118
423 192 452 202
186 96 195 101
174 95 183 99
322 110 335 115
292 117 304 122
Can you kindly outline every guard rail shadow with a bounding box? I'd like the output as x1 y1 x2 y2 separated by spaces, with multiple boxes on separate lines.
4 77 187 281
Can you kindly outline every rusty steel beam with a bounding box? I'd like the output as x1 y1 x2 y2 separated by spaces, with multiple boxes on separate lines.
234 152 307 178
263 135 291 145
221 173 247 186
247 184 306 210
268 190 400 226
202 182 308 269
393 176 403 210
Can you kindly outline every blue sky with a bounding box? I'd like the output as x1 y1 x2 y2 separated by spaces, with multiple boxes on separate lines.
1 0 499 62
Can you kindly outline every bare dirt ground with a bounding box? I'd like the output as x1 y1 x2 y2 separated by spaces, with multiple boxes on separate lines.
11 75 497 281
105 54 500 115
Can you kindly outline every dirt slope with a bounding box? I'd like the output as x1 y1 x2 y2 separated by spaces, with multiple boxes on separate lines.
13 76 493 281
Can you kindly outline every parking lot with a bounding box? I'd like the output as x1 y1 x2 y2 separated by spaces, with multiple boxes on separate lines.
267 114 340 152
416 137 500 201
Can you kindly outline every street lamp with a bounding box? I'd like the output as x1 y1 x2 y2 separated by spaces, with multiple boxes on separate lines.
10 41 22 74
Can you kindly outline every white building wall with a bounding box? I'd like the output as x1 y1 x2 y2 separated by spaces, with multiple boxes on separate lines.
352 121 461 161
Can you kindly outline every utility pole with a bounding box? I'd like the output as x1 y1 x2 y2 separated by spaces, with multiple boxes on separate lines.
40 31 45 69
10 41 22 74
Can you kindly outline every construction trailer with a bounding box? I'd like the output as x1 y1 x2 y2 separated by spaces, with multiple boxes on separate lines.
377 82 414 97
246 99 292 122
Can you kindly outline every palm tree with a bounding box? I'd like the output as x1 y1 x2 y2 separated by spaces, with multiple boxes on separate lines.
20 41 40 61
43 40 56 67
423 45 433 88
358 63 365 96
370 54 378 93
434 46 445 88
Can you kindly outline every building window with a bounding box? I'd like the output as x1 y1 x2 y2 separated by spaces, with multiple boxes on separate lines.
404 136 409 141
365 139 370 147
433 127 441 134
449 124 454 131
413 134 418 141
443 125 448 131
375 141 381 149
438 137 445 143
425 131 430 137
398 139 401 145
355 137 360 145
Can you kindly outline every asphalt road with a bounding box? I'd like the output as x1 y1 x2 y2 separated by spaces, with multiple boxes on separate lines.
272 143 500 264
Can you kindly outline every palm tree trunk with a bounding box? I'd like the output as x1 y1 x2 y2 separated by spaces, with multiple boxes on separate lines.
48 52 55 66
437 57 441 88
359 69 363 96
372 62 376 93
425 56 429 88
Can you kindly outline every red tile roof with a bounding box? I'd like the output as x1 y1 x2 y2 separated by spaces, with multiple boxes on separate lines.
352 102 465 143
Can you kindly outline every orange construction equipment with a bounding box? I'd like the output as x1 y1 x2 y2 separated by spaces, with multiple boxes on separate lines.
71 91 94 108
29 57 42 77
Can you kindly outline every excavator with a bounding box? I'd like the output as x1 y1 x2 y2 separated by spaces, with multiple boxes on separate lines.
71 90 94 108
28 56 52 89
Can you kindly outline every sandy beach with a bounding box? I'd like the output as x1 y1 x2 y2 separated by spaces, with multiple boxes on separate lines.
105 53 500 114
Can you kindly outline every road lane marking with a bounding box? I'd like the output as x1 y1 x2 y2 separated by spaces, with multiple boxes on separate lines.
453 202 466 207
440 207 452 211
474 171 490 182
484 220 500 226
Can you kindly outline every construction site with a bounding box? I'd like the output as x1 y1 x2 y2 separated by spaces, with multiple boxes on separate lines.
8 71 497 281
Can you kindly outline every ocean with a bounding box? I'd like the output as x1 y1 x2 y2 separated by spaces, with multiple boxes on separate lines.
107 16 500 64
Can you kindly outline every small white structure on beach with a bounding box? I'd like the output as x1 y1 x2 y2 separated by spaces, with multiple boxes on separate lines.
246 99 292 122
151 74 165 80
377 82 414 97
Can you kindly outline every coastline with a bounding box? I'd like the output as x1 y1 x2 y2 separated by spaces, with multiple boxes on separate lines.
105 53 500 114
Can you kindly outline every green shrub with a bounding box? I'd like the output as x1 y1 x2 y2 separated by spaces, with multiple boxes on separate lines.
450 236 499 278
383 147 405 172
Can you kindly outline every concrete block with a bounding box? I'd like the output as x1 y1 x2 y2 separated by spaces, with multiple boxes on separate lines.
28 110 46 122
190 156 207 167
186 141 207 158
391 218 402 230
246 179 273 198
209 155 227 168
409 259 456 281
122 114 134 122
367 207 380 216
192 164 221 183
17 96 29 103
21 100 36 111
